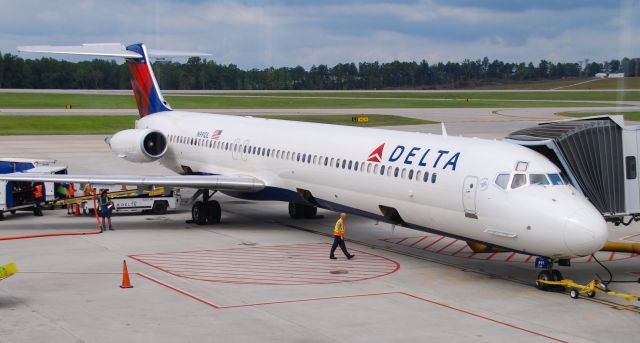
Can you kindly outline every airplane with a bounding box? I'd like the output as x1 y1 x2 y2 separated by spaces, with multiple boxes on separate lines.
2 42 609 287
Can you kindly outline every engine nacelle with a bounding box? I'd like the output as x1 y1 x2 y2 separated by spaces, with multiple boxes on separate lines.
107 129 168 163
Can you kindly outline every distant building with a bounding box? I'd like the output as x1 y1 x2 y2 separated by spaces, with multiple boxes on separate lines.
595 72 625 78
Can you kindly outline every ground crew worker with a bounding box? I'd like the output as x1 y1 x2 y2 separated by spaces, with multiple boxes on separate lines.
33 183 44 216
98 189 114 232
330 213 355 260
66 183 76 215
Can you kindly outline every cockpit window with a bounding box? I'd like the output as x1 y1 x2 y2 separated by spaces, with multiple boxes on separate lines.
495 173 510 189
547 173 564 185
511 173 527 189
529 174 550 185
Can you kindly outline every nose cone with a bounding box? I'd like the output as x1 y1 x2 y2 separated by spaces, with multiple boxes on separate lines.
563 208 608 257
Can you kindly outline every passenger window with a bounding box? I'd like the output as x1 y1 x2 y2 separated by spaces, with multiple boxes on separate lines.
529 174 550 185
313 155 317 164
408 169 414 180
431 173 437 183
394 167 399 177
354 162 358 171
341 160 346 169
302 154 306 162
380 165 386 175
367 163 372 173
387 166 392 177
330 158 335 167
423 171 429 182
495 174 510 189
324 157 329 166
401 168 407 179
374 164 379 174
511 173 527 189
348 160 352 170
415 170 421 181
336 159 340 168
267 149 271 157
297 153 301 162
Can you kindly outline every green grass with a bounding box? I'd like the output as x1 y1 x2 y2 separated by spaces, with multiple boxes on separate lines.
256 114 435 127
556 111 640 121
560 77 640 90
207 91 640 102
0 115 137 135
0 92 624 109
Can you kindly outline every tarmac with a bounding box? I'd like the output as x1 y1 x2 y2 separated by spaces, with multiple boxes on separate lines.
0 108 639 342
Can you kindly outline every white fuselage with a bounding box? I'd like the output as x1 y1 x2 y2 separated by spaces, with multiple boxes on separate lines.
135 111 608 259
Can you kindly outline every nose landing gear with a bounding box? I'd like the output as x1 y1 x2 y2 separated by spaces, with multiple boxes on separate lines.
534 257 566 292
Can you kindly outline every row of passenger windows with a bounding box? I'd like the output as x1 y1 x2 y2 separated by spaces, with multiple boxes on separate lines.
167 134 438 184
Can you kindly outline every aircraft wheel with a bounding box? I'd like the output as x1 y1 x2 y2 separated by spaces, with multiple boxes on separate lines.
288 202 304 219
551 269 563 281
569 289 579 299
206 200 221 225
192 201 207 225
303 205 317 219
536 270 553 291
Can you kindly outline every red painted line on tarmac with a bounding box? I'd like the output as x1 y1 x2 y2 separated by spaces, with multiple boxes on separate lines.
485 252 498 261
586 255 594 263
396 237 409 245
136 275 568 342
423 236 446 250
505 252 518 262
409 236 428 247
450 244 469 256
608 252 616 261
136 273 220 309
467 252 477 259
435 239 458 254
524 255 534 263
623 233 640 241
399 292 568 343
139 255 392 267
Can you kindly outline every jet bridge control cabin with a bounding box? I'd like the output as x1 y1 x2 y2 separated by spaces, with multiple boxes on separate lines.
506 115 640 225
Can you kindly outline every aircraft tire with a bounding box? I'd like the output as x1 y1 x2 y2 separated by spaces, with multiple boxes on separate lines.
192 201 207 225
288 202 304 219
206 200 221 225
303 205 317 219
536 270 553 291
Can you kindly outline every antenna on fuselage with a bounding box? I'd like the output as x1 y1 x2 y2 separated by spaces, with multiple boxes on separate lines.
441 122 448 137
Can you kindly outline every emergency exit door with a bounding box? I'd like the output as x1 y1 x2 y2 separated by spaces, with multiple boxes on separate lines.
463 176 478 218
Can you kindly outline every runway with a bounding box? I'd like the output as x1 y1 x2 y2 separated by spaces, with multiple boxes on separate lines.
0 109 639 342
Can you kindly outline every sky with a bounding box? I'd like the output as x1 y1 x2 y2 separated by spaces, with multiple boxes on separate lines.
0 0 638 68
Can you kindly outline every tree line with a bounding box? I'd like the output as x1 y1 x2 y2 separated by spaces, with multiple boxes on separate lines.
0 52 638 90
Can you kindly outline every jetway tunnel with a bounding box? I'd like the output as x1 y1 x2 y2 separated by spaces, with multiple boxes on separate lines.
505 115 640 225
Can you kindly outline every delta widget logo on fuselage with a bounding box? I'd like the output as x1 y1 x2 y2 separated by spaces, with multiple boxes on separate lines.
367 143 461 170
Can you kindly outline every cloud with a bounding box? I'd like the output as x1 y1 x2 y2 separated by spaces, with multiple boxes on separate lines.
0 0 638 69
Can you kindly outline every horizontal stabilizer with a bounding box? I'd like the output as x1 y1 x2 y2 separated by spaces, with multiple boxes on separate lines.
17 43 211 59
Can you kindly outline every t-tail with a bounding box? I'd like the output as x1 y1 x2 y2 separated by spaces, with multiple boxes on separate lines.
17 43 210 117
124 43 171 116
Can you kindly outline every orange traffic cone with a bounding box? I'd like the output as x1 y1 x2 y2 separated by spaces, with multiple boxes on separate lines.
74 204 80 216
120 260 133 289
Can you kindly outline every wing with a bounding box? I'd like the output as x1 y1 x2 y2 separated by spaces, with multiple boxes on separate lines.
0 173 265 192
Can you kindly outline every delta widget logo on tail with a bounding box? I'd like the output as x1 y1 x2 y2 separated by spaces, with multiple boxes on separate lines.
367 143 461 170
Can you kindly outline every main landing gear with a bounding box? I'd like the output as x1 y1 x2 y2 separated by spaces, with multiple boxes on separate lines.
288 202 317 219
191 189 221 225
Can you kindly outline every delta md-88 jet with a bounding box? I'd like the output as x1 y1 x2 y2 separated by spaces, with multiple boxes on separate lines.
3 43 609 285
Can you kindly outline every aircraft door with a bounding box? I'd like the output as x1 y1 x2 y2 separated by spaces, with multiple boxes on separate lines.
463 176 478 218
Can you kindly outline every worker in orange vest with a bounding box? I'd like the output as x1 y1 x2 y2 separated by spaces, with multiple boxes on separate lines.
66 183 76 215
330 213 355 260
33 183 44 216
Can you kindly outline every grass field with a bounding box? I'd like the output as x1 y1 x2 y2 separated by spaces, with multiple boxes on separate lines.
556 111 640 121
0 115 137 135
478 77 640 90
0 92 627 109
256 114 435 127
0 114 432 135
560 77 640 90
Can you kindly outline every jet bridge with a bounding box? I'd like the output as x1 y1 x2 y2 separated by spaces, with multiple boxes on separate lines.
505 115 640 225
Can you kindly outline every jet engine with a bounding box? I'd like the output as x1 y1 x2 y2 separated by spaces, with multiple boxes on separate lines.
107 129 168 163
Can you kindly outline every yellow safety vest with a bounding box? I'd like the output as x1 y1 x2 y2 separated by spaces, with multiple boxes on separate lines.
334 218 345 237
